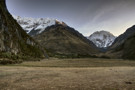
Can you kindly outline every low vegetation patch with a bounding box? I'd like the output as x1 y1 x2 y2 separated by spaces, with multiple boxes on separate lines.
0 59 22 65
0 52 42 65
99 55 111 59
48 53 99 59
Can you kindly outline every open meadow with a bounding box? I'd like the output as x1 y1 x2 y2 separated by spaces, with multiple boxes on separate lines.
0 58 135 90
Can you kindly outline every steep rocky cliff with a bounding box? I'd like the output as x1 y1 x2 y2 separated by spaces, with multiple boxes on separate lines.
0 0 45 61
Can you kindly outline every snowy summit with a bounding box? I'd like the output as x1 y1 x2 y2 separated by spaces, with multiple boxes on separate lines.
13 15 65 36
88 31 116 48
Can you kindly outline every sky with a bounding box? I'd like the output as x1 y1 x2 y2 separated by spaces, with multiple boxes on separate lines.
6 0 135 36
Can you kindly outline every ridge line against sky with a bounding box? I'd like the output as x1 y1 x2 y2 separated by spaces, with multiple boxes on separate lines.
6 0 135 36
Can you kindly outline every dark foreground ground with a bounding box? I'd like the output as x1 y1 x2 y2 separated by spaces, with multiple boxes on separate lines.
0 58 135 90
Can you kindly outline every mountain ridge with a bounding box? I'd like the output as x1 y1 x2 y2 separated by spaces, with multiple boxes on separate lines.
105 25 135 60
13 15 66 36
110 25 135 49
34 24 100 58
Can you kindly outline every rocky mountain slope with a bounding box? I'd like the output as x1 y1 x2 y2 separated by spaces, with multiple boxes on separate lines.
13 16 66 36
88 31 116 48
107 32 135 60
106 25 135 60
0 0 45 62
34 24 100 58
121 33 135 59
110 25 135 49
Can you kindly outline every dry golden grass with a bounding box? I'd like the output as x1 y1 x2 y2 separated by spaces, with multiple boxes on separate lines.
14 58 135 67
0 58 135 90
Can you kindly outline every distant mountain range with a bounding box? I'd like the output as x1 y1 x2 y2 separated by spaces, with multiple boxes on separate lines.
1 0 135 63
14 16 116 49
13 16 100 57
12 15 135 60
13 16 66 36
87 31 116 48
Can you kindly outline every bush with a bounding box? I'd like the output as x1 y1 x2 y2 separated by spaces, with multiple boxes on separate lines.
48 53 99 59
0 59 23 65
100 55 111 59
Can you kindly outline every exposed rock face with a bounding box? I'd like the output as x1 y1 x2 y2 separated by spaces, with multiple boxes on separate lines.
0 0 45 59
88 31 116 48
34 24 100 58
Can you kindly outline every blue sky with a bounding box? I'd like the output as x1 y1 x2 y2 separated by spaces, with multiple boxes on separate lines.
6 0 135 36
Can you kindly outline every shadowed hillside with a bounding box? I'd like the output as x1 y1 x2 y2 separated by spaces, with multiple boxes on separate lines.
110 25 135 49
106 25 135 60
0 0 46 63
118 33 135 60
34 24 100 58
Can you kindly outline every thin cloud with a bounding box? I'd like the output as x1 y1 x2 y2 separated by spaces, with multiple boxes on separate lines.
6 0 135 36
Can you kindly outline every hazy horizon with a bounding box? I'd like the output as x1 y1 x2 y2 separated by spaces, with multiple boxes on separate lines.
6 0 135 36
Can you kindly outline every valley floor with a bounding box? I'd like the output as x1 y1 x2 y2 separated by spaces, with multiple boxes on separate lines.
0 58 135 90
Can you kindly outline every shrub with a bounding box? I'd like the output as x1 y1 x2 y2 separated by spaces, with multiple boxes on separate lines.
100 55 111 59
0 59 23 65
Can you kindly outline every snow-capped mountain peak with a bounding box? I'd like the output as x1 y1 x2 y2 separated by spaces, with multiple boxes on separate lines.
88 30 116 48
13 15 65 36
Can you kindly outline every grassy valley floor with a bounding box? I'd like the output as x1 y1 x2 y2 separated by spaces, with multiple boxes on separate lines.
0 58 135 90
